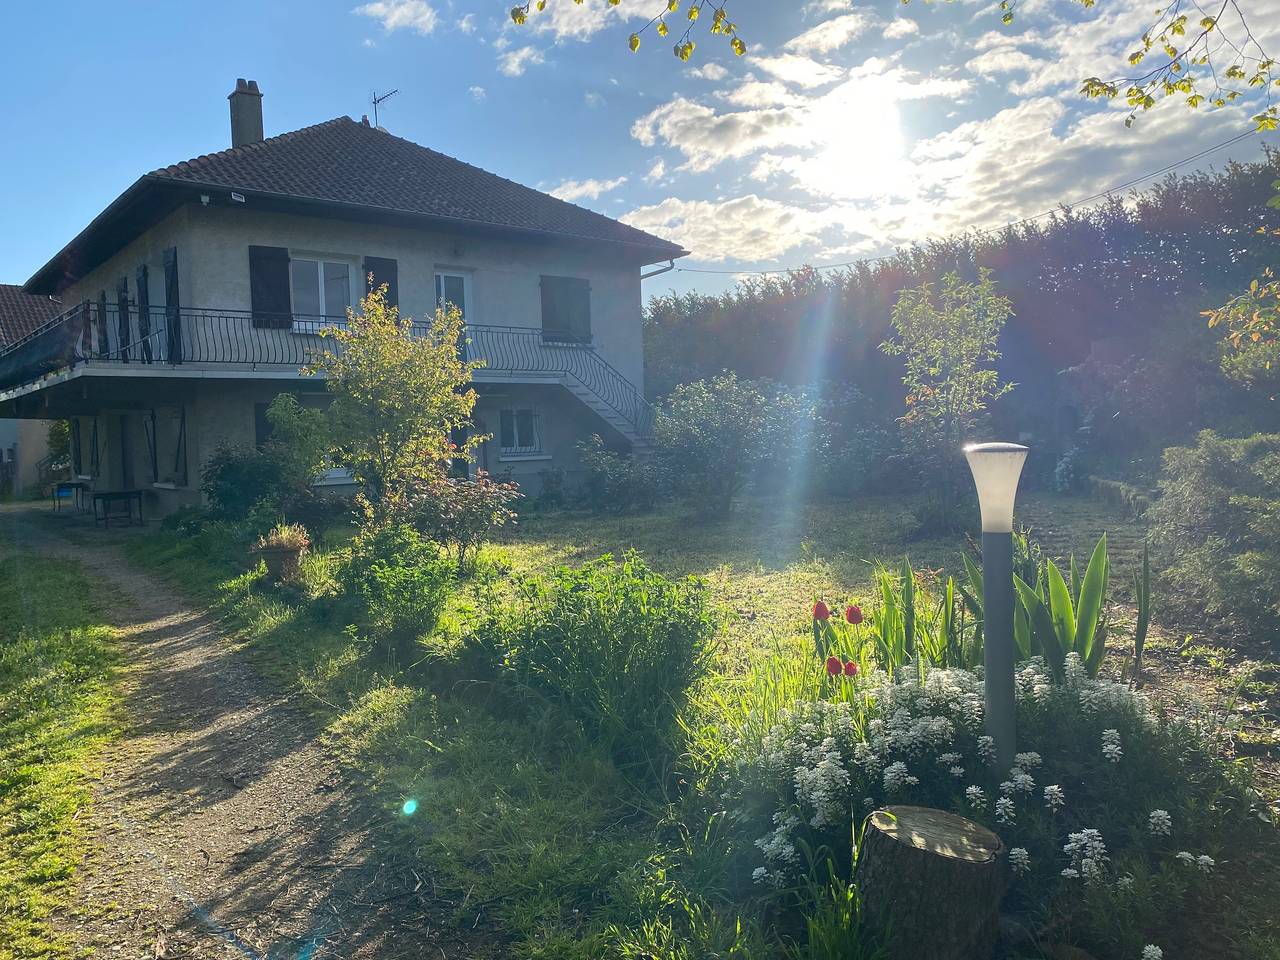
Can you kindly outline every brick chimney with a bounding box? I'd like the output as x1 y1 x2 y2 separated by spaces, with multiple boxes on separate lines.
228 79 264 148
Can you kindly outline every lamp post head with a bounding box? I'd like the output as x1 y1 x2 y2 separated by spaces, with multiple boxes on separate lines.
964 442 1029 534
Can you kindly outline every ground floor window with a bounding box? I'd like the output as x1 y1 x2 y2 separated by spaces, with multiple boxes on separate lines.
499 407 542 456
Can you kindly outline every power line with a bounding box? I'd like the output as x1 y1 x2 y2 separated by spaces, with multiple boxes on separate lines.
673 126 1265 278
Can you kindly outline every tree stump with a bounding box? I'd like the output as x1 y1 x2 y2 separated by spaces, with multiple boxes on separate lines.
855 805 1006 960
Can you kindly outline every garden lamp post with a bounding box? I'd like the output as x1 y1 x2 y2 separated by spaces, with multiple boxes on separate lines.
964 441 1029 773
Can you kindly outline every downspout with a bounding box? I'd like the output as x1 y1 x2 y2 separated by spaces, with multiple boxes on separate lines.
640 259 676 281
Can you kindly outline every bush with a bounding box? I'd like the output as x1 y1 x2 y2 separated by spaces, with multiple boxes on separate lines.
343 523 455 663
471 551 716 775
655 372 771 516
405 470 522 572
1148 430 1280 641
577 434 669 513
714 655 1266 959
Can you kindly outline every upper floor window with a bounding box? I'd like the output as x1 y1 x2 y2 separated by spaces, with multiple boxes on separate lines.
435 271 470 319
291 259 352 321
540 276 591 342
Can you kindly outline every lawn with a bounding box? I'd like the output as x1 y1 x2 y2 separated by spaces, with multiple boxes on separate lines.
112 488 1263 960
0 550 117 959
496 491 1146 657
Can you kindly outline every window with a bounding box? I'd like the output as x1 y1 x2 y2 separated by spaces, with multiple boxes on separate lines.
499 407 541 455
540 275 591 342
290 259 352 321
435 271 470 319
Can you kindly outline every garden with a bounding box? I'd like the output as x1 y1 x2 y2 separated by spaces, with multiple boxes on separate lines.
111 268 1280 960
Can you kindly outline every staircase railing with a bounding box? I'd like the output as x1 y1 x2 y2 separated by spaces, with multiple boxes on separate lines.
463 324 655 439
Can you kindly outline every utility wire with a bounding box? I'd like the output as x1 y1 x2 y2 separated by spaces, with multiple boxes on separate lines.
673 126 1265 277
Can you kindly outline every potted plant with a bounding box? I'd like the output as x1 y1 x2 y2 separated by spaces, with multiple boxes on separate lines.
254 522 311 583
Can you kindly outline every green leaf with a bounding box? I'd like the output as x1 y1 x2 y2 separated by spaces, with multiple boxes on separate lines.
900 558 916 659
1016 575 1063 680
1074 534 1108 665
1045 559 1076 654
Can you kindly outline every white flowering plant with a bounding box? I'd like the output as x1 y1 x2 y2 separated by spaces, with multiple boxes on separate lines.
696 649 1269 958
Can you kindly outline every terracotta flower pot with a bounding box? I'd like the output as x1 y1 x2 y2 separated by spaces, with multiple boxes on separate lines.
257 544 306 583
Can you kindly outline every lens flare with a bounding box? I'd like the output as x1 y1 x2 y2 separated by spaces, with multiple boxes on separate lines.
401 798 418 816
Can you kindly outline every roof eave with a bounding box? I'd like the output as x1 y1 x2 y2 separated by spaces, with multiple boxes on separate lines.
156 177 687 264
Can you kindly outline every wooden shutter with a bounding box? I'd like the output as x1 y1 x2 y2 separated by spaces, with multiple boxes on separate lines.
540 276 591 342
96 291 109 356
249 245 292 328
163 247 182 362
116 277 131 362
362 256 398 308
71 419 82 476
136 264 153 363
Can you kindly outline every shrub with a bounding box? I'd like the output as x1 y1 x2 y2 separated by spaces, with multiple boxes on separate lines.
201 446 289 521
716 655 1265 959
255 522 311 551
405 470 522 572
343 523 454 663
577 434 669 513
654 372 771 515
471 551 716 775
1148 430 1280 640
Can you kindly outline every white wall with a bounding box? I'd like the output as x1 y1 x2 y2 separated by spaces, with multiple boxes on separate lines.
185 205 647 393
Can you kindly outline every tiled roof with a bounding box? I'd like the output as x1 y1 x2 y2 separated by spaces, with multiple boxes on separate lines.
149 117 684 257
0 284 62 346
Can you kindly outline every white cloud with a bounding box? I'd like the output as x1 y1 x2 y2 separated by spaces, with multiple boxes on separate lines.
752 53 845 88
883 18 919 39
687 62 730 82
716 79 803 108
353 0 437 35
362 37 376 47
551 176 629 202
622 195 829 262
525 0 646 42
499 45 545 76
585 91 605 108
784 13 874 55
631 99 800 173
645 158 667 182
469 85 487 100
458 12 475 33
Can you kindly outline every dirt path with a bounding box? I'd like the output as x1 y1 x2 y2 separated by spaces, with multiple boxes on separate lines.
5 509 497 960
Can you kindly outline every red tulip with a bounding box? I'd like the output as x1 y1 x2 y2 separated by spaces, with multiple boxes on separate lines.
825 656 841 676
844 660 859 677
845 605 864 625
813 601 831 622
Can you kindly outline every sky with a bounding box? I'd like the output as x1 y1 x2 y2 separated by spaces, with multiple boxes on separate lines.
1 0 1277 299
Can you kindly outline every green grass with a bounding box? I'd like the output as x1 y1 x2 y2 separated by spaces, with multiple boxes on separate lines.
0 552 117 959
113 492 1162 958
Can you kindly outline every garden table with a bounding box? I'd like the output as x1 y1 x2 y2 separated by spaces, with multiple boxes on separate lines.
93 489 145 528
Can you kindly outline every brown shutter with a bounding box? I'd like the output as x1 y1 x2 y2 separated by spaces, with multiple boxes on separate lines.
116 277 131 362
362 256 398 308
249 245 292 328
96 291 108 356
163 247 182 362
136 264 153 363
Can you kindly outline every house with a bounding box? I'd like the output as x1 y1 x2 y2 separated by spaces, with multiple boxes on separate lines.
0 79 684 513
0 284 64 494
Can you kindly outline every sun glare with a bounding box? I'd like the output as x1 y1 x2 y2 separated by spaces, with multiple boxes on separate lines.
798 84 909 200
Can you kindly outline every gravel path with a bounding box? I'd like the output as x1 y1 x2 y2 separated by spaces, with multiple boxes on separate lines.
5 509 497 959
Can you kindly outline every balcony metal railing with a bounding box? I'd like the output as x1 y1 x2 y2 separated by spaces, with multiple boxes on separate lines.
0 301 655 438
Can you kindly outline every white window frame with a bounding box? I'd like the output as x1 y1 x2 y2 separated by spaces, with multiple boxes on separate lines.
497 406 546 460
289 253 359 332
434 269 473 321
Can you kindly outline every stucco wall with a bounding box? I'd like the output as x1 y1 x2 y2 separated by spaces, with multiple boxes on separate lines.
184 205 646 393
62 206 195 319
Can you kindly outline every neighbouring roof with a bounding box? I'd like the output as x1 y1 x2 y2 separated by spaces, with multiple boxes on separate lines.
0 284 63 346
26 116 685 294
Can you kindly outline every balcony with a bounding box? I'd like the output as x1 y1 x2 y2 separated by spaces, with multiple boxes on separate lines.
0 301 654 440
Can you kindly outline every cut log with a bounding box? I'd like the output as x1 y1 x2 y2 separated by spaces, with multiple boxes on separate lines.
855 805 1006 960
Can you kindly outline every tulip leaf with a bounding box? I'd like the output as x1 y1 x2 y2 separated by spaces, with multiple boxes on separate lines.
1046 559 1076 653
1016 574 1063 680
1074 533 1109 665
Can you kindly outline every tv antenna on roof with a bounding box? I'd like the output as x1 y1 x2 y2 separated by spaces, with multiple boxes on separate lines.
372 89 399 127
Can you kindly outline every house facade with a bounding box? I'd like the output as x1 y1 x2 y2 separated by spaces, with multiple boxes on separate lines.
0 285 63 494
0 80 683 512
